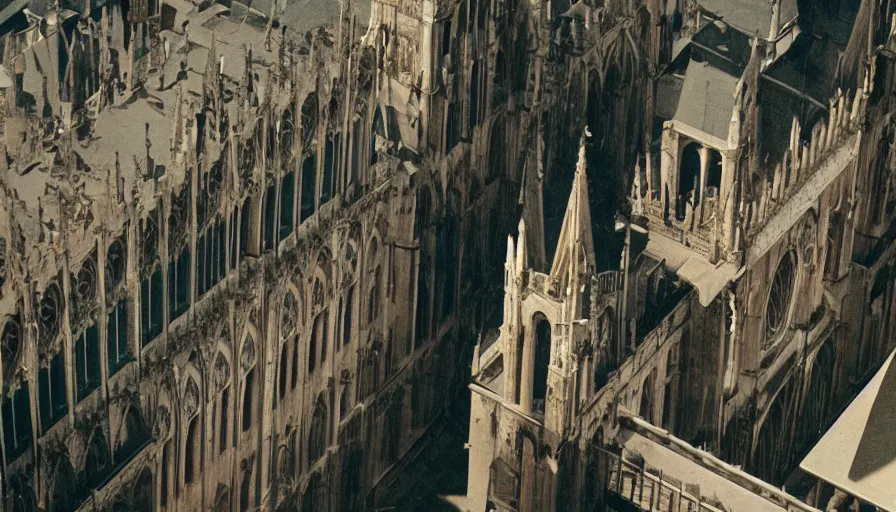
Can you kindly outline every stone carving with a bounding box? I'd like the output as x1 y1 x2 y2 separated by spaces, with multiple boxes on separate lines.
240 337 256 372
214 353 230 391
184 378 200 419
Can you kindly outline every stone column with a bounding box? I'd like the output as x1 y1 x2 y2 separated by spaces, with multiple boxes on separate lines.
698 146 710 225
520 323 534 415
419 0 435 147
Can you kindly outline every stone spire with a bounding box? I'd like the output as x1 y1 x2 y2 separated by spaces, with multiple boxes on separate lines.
549 127 595 281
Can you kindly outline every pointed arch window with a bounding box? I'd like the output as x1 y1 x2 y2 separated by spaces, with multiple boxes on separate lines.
309 278 327 374
280 172 296 241
38 352 67 432
74 323 101 401
263 182 278 251
301 155 318 222
308 399 327 463
241 336 257 433
2 380 32 460
239 196 251 263
342 285 354 347
160 439 172 508
107 300 129 375
322 137 335 206
278 344 289 404
532 316 551 415
214 352 231 454
84 429 110 489
185 414 200 484
168 246 191 322
198 216 226 296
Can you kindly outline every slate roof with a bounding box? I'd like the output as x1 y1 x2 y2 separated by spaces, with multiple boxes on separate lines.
673 59 739 141
697 0 797 38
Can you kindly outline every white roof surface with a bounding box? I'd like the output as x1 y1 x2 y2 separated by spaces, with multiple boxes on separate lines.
619 429 789 512
644 231 742 307
800 349 896 511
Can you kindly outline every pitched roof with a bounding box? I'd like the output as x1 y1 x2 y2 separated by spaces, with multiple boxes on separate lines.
801 349 896 511
673 59 739 141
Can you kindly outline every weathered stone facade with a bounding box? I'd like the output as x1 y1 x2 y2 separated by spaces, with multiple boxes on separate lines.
467 0 896 511
0 0 529 509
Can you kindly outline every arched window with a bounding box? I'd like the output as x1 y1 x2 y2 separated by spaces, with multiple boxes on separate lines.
593 309 612 392
367 238 381 326
214 487 231 512
533 316 551 414
117 406 150 462
662 343 680 430
308 399 327 463
240 465 252 512
279 172 296 241
825 211 845 280
141 211 163 345
185 405 200 483
241 336 257 433
107 299 129 375
339 383 351 421
309 278 327 374
301 155 318 223
263 182 277 251
321 136 336 205
75 323 101 401
278 344 289 403
160 440 172 508
132 467 153 512
765 250 797 346
639 368 656 424
38 351 67 432
84 429 110 489
302 472 327 512
301 93 319 150
470 60 480 130
1 378 31 460
214 351 231 455
239 196 251 263
486 119 506 183
342 286 355 347
291 334 301 390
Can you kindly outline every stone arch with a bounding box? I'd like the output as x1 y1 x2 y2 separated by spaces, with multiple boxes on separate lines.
309 266 330 374
7 471 36 512
797 337 837 454
308 395 328 464
212 345 232 454
83 427 110 489
365 232 383 326
532 313 552 413
50 459 77 512
130 466 153 512
302 471 327 512
116 402 150 462
105 237 127 295
213 486 232 512
517 431 538 511
415 184 433 240
764 250 798 350
37 280 64 348
487 116 507 183
240 331 258 433
182 372 201 485
639 367 657 424
753 372 801 484
301 92 319 151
